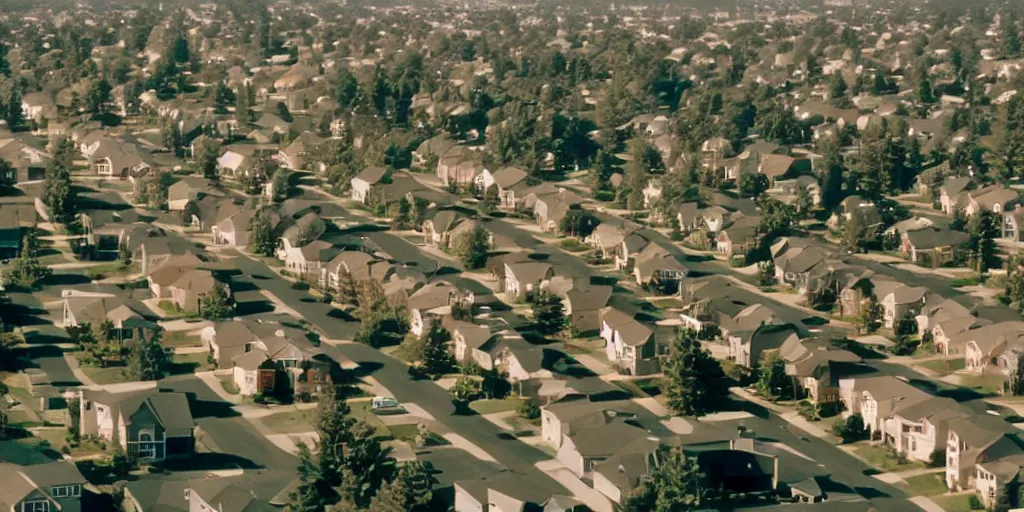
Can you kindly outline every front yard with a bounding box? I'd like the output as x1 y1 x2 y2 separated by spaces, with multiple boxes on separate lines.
260 409 314 434
931 492 984 512
468 398 522 415
903 472 949 496
919 358 966 376
851 443 924 472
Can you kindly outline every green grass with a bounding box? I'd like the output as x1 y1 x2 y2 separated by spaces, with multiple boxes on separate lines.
852 444 922 472
919 358 966 375
260 409 314 434
904 472 949 496
39 253 71 265
469 398 521 415
956 374 1005 396
558 238 591 252
348 400 391 438
81 262 132 279
387 423 450 446
217 374 240 395
163 331 204 348
651 298 685 309
932 492 982 512
80 366 129 385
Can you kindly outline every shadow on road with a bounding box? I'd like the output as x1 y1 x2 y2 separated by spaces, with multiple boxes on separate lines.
170 390 242 419
155 452 263 471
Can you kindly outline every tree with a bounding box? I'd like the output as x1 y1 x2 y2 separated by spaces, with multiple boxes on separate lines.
619 447 725 512
857 298 883 334
451 226 490 269
270 168 293 202
236 83 254 126
829 73 847 99
738 173 769 198
530 292 566 337
559 208 598 238
44 147 76 224
276 102 294 122
841 208 875 253
200 284 234 321
213 82 235 114
832 413 868 443
451 376 484 402
5 230 52 289
756 352 789 399
964 211 999 275
664 329 730 417
420 323 455 378
87 79 112 115
127 330 171 381
249 209 278 257
195 137 222 180
817 137 846 211
391 462 435 511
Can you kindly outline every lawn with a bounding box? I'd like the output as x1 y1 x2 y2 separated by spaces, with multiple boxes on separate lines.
80 366 129 385
651 298 685 309
217 374 239 395
169 353 212 375
919 358 967 375
558 239 590 252
261 409 314 434
852 443 922 472
903 472 949 496
469 398 521 415
163 331 205 348
387 423 450 446
565 337 606 357
932 492 982 512
81 262 133 280
348 400 391 438
956 374 1005 396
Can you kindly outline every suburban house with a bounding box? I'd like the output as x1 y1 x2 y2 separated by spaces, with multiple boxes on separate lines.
920 300 983 355
901 227 969 267
771 238 836 295
0 460 88 512
324 250 391 293
350 166 388 204
729 323 803 369
540 396 638 449
525 187 582 233
407 282 473 336
716 215 761 256
557 421 651 478
277 131 321 171
586 223 633 261
166 269 229 315
563 285 614 335
202 319 330 397
884 396 967 463
477 166 529 209
412 134 456 169
615 232 650 271
599 307 659 376
778 336 864 404
939 176 978 214
146 252 205 297
0 137 49 183
211 208 259 247
167 177 223 211
436 145 483 187
503 261 554 302
962 185 1019 217
591 438 665 504
125 476 277 512
423 210 476 248
946 415 1024 506
961 321 1024 373
183 196 244 232
78 385 195 461
88 138 152 178
1003 206 1024 242
61 290 158 343
452 322 497 365
453 473 570 512
879 285 929 329
838 375 930 434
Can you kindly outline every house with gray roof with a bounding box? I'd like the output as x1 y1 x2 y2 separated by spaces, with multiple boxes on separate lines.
557 422 651 478
884 396 968 463
61 290 158 345
778 336 865 404
599 307 659 376
126 475 277 512
350 166 388 204
503 261 554 302
478 166 529 209
901 226 969 267
729 323 803 369
0 460 87 512
563 285 613 335
946 415 1024 504
78 384 195 461
838 375 930 435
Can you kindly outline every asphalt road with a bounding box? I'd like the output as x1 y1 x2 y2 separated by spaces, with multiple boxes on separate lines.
158 375 299 499
230 255 568 493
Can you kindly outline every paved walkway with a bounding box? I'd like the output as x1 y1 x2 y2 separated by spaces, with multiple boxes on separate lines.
64 354 98 387
909 496 946 512
731 387 841 442
195 371 243 405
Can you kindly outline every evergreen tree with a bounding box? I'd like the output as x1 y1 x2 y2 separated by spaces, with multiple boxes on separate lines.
530 292 566 336
420 323 455 377
664 329 730 417
451 226 490 269
756 352 789 399
127 330 171 381
249 209 277 257
620 447 725 512
5 230 53 289
44 159 75 224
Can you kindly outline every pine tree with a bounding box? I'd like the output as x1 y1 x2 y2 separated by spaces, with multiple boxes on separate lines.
127 330 170 381
756 352 789 399
530 292 566 336
44 158 75 225
200 284 234 320
249 209 277 257
664 329 730 417
420 323 455 377
451 226 490 269
5 230 52 289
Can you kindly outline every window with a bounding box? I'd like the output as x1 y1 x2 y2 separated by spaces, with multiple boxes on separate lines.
22 500 50 512
50 485 81 498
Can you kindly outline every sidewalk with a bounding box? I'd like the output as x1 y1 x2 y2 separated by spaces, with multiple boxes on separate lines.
730 387 841 443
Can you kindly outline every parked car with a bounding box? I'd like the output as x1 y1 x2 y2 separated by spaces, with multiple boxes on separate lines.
371 396 404 414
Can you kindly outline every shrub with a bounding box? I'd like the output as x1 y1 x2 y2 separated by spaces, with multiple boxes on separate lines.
928 449 946 468
968 494 984 510
451 376 484 402
291 282 310 291
252 392 266 404
831 413 868 443
816 401 843 418
516 399 540 420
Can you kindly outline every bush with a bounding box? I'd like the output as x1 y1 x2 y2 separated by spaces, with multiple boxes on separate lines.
968 494 984 510
291 282 310 291
252 392 266 404
928 449 946 468
831 413 868 443
516 399 540 420
451 376 484 402
816 401 843 418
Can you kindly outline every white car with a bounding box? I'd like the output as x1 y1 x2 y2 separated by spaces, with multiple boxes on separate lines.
371 396 403 412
